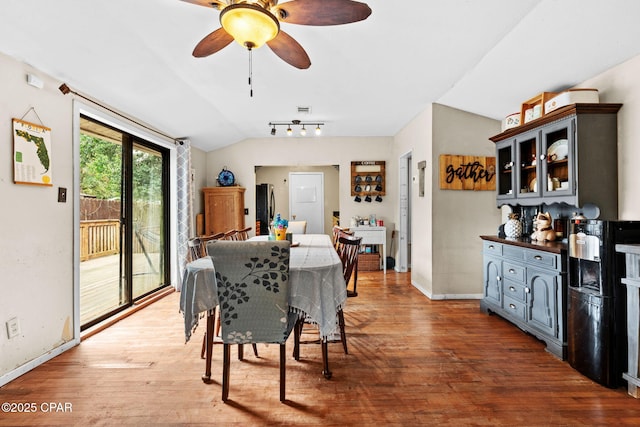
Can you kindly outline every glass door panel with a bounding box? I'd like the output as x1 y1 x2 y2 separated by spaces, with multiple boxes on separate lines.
132 142 166 299
541 122 572 196
79 118 126 326
496 140 514 199
517 133 539 198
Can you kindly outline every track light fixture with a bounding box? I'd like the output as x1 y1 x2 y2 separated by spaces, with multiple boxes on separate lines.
268 119 324 136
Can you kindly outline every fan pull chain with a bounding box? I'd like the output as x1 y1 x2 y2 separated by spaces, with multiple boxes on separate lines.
248 47 253 97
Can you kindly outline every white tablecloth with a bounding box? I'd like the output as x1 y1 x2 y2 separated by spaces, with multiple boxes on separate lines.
286 234 347 338
180 234 346 341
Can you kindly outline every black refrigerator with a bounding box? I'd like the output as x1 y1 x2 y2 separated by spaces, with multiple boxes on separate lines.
256 183 275 235
567 219 640 388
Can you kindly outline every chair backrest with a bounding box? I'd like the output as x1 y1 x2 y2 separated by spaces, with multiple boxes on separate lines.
207 240 294 345
332 225 353 249
236 226 252 241
287 221 307 234
187 237 203 261
223 229 239 241
336 234 362 285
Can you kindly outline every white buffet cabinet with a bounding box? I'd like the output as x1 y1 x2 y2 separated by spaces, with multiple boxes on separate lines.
351 226 387 273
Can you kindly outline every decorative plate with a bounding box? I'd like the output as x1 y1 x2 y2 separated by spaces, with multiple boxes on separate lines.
217 167 235 186
529 177 537 192
547 139 568 160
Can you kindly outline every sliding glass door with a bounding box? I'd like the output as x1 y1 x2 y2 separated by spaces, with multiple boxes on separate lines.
79 115 169 329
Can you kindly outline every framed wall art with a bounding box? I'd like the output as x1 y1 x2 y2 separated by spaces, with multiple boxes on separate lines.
13 118 52 186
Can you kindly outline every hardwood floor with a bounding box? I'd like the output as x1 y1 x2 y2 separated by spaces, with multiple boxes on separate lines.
2 270 639 426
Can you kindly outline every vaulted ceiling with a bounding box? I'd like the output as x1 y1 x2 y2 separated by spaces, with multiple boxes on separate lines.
1 0 639 151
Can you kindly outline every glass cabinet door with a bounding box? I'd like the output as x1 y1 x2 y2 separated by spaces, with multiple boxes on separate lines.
541 118 574 196
516 130 540 199
496 140 515 200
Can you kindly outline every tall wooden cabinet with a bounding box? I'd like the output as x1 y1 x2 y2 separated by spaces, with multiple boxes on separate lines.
203 187 245 235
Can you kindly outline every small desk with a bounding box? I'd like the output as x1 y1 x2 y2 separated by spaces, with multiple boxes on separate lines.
180 234 347 380
351 226 387 273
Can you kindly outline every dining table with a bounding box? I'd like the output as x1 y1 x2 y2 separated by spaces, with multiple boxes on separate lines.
180 233 347 380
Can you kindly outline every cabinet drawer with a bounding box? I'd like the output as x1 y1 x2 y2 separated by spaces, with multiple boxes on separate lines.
503 295 526 321
503 261 525 283
503 245 524 261
524 249 558 270
503 280 527 303
483 241 503 256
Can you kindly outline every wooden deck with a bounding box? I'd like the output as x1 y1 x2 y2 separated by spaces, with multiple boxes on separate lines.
3 270 640 425
80 253 163 325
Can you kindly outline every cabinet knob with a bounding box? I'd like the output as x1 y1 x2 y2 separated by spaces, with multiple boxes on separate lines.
534 255 542 260
509 286 515 292
540 154 547 160
508 268 516 274
509 303 516 310
525 287 530 293
497 276 502 282
488 245 495 249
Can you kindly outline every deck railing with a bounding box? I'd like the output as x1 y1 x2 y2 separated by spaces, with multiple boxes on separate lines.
80 220 120 261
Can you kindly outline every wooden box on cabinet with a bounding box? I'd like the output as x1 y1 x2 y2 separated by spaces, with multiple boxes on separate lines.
203 187 245 236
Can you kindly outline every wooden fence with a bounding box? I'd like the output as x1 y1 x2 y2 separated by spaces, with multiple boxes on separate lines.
80 220 120 261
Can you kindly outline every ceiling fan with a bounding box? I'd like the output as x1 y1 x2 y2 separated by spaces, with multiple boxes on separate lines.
181 0 372 69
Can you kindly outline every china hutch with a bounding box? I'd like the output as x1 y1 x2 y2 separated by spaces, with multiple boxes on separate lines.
480 103 621 360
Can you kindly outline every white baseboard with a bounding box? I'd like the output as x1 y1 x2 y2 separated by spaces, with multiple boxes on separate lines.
411 279 483 300
0 339 79 387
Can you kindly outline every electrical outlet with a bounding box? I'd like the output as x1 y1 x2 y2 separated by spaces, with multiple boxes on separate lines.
6 317 20 339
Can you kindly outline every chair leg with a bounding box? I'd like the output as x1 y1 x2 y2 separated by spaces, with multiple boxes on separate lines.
293 318 303 361
338 309 348 354
222 344 231 402
238 344 244 361
279 344 286 402
252 344 259 357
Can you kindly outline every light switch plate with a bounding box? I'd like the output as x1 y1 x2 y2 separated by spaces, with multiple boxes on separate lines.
58 187 67 203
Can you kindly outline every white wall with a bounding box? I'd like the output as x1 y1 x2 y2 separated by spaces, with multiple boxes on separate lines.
204 136 396 241
0 52 76 381
393 104 503 298
578 54 640 219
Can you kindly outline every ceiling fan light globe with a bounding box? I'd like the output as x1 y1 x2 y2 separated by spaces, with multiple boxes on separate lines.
220 4 280 49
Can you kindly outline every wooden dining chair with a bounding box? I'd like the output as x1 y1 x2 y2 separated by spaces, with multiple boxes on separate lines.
236 226 252 241
334 234 362 353
208 240 297 402
223 229 239 241
332 225 352 250
187 237 203 262
294 233 362 358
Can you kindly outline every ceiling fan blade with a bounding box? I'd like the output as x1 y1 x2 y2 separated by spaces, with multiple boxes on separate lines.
267 30 311 69
193 27 234 57
180 0 226 9
274 0 371 26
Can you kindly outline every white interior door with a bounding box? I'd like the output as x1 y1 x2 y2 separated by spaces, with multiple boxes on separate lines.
289 172 324 234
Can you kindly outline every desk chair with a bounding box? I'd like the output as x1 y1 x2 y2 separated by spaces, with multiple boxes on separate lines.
208 240 297 402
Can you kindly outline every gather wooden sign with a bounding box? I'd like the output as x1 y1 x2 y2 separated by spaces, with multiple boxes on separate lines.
439 154 496 191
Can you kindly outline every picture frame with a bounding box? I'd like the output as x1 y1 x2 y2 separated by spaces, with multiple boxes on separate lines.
13 118 52 186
